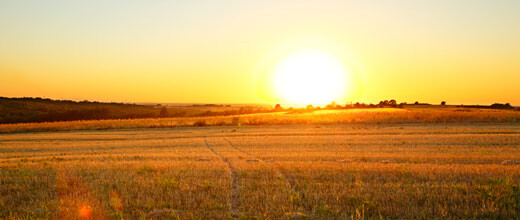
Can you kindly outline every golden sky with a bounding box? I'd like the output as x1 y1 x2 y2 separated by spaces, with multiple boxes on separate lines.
1 0 519 105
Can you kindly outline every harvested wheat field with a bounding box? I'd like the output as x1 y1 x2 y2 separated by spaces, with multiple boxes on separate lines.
1 123 519 219
3 0 520 219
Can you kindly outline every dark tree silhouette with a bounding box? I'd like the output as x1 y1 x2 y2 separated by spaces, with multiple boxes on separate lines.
491 103 513 109
274 104 283 111
325 101 337 109
159 107 169 117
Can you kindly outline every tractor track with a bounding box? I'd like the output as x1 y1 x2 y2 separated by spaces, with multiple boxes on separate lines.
203 139 240 219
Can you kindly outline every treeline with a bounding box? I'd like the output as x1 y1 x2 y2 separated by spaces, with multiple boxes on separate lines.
0 97 158 124
272 100 518 113
272 100 407 112
0 97 272 124
458 103 516 110
3 97 516 124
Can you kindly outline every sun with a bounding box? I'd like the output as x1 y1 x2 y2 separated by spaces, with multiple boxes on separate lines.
273 50 348 105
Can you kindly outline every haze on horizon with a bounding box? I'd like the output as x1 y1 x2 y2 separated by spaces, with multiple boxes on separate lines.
1 0 519 105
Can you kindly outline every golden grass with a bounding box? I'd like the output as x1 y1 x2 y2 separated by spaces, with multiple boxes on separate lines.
1 124 519 219
1 108 520 133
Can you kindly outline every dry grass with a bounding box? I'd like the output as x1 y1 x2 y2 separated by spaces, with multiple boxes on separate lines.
1 108 520 133
1 124 519 219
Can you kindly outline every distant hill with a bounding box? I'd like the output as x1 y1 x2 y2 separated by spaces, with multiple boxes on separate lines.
0 97 159 124
0 97 273 124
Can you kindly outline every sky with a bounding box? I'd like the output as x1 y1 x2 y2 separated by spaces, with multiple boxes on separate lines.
1 0 519 105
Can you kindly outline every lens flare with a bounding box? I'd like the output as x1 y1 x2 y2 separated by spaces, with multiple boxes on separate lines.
79 205 92 218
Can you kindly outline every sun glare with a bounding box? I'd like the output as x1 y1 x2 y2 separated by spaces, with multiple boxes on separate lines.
274 50 348 105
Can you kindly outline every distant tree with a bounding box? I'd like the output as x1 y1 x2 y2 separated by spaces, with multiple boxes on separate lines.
491 103 513 109
325 101 337 109
491 103 514 109
193 120 206 127
414 101 419 105
159 107 169 117
441 101 446 106
274 104 283 111
306 105 314 110
378 100 394 107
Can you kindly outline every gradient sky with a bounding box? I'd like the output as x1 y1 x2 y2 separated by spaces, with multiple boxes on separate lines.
1 0 519 105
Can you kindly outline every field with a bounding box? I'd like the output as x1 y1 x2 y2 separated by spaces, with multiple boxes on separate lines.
1 121 520 219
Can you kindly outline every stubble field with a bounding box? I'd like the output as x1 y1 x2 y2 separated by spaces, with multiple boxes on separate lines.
1 123 520 219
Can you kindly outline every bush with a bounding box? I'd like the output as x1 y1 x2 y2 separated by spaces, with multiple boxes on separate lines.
159 107 169 117
193 120 206 127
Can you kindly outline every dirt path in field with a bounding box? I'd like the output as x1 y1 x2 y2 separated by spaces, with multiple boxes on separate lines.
55 168 109 219
222 138 254 157
223 138 306 212
203 139 240 219
223 137 297 189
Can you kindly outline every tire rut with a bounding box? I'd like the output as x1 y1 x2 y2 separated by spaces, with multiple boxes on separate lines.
203 138 240 219
223 137 296 188
223 138 304 212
